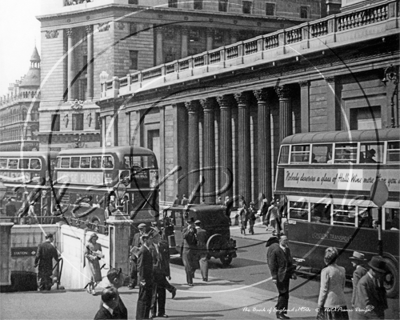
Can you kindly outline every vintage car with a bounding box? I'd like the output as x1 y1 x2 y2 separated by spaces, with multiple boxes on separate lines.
161 204 237 266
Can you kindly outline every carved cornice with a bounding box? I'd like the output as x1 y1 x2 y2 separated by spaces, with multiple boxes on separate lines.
85 25 93 34
200 98 215 111
98 22 110 32
299 81 309 88
45 30 59 39
216 95 234 109
253 89 269 102
185 100 200 113
117 22 125 30
234 92 251 106
275 85 291 99
66 28 73 38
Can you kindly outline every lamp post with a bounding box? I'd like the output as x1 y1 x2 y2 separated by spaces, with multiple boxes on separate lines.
382 64 399 128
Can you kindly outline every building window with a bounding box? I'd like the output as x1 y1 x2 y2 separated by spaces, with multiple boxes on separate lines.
51 114 60 132
130 23 137 36
242 1 252 13
72 114 84 131
168 0 178 8
350 106 381 130
95 112 100 130
83 55 87 75
300 6 308 18
129 50 138 70
194 0 203 10
128 0 138 4
219 0 228 12
266 3 275 16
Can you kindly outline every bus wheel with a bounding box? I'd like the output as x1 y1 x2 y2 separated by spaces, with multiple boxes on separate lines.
220 256 232 267
383 258 398 298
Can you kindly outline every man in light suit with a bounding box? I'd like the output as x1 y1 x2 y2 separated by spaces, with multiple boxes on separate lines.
349 251 368 307
354 256 388 319
194 220 209 281
266 235 296 319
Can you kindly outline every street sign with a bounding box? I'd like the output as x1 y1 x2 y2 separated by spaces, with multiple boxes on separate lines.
370 180 389 207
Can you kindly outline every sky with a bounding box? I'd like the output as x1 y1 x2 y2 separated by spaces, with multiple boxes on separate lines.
0 0 42 97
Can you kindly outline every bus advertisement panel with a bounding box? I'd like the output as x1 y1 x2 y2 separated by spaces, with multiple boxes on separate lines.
274 128 399 298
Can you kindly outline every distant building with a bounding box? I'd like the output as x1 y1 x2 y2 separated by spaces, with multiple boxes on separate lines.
0 47 41 151
36 0 327 151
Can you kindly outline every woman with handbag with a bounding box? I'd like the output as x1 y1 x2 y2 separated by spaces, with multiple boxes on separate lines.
317 247 349 320
85 232 104 295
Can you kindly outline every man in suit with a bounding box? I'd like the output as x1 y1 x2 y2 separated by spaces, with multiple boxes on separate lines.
94 287 120 320
266 235 296 319
106 268 128 320
194 220 209 281
136 234 153 320
354 256 388 319
182 218 197 286
129 223 146 289
34 233 59 291
349 251 368 307
149 228 176 318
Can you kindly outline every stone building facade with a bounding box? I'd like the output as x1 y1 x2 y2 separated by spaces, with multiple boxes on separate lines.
0 47 41 151
36 0 327 151
98 0 400 207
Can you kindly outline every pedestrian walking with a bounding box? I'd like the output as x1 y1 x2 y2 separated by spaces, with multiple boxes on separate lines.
354 256 388 320
85 232 104 295
94 287 120 320
224 196 233 225
265 200 281 234
136 234 154 320
34 233 59 291
260 194 269 226
181 194 189 206
129 223 147 289
182 218 197 286
316 247 349 320
266 235 296 319
106 268 128 320
349 251 368 308
248 202 257 235
194 220 209 281
239 198 248 235
149 228 176 318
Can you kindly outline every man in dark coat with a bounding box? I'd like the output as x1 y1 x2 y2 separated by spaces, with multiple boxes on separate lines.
94 287 120 320
34 233 59 291
266 235 296 319
149 228 176 318
182 218 197 286
106 268 128 320
129 223 146 289
194 220 209 281
136 234 153 320
354 256 388 319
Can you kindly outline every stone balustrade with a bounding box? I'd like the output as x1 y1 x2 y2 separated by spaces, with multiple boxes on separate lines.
0 91 41 107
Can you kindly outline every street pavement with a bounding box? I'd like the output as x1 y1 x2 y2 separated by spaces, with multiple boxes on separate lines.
1 221 398 320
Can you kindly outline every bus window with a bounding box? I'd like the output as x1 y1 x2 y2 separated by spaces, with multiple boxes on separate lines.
30 159 41 170
19 159 29 169
103 156 114 169
334 143 357 163
0 159 6 168
311 144 332 164
8 159 18 169
384 208 399 231
311 203 331 224
358 207 374 228
71 157 80 168
80 157 90 168
278 146 289 164
124 156 130 169
333 205 355 226
360 143 383 163
61 157 70 168
387 141 400 163
288 200 309 220
91 156 101 168
290 145 310 164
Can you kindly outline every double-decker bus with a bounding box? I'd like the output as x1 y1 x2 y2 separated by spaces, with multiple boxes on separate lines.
53 146 159 231
275 128 399 298
0 151 58 223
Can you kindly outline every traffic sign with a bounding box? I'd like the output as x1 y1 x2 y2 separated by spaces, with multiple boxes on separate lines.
370 180 389 207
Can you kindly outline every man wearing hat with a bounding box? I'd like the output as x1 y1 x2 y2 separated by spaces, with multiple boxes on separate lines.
349 251 368 307
354 256 388 319
194 220 209 282
136 234 154 320
129 223 147 289
34 233 59 291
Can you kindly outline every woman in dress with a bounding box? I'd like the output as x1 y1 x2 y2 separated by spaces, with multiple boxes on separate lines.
317 247 349 320
85 232 104 295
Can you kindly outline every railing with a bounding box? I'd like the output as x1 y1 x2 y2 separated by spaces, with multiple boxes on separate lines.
101 0 399 99
64 0 93 6
0 91 41 106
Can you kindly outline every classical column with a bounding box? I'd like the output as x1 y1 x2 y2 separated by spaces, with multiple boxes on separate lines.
86 25 94 101
200 98 216 203
155 26 164 65
299 81 310 133
67 28 74 101
206 28 213 51
181 27 189 58
253 89 272 202
185 101 200 203
275 85 292 142
234 92 252 205
173 104 188 199
326 77 341 131
216 95 234 200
